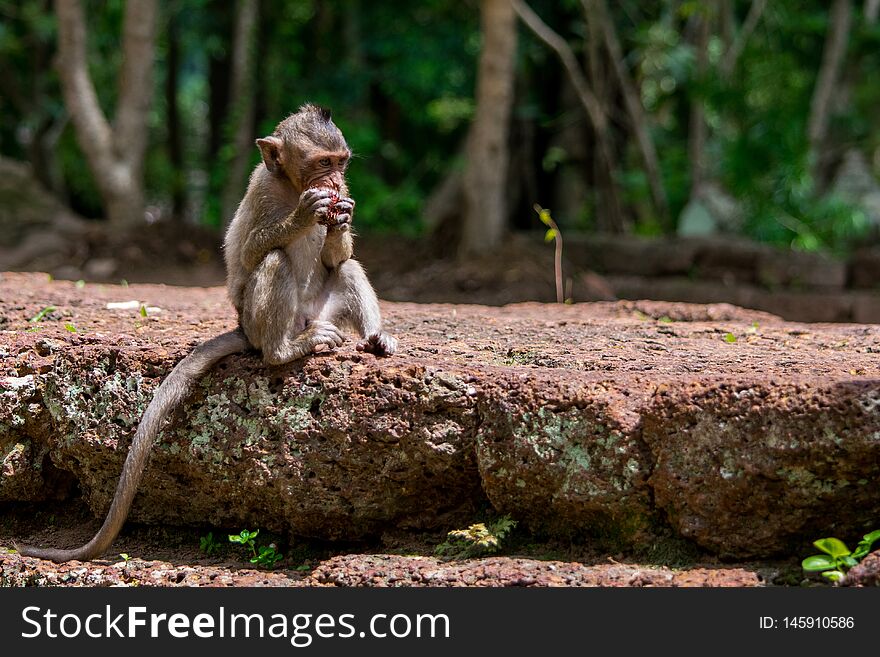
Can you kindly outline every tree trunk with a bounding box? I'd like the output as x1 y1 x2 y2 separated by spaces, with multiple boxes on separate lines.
688 7 711 197
720 0 768 79
220 0 259 226
807 0 852 187
460 0 518 256
866 0 880 23
513 0 625 232
54 0 157 226
207 0 233 161
166 5 185 222
589 0 670 230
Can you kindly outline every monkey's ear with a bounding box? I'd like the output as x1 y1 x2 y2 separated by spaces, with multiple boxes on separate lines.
256 136 284 174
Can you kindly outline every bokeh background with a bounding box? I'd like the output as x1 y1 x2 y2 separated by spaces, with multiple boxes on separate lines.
2 0 880 321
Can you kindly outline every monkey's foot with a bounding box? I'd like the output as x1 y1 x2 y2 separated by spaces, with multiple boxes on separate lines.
309 320 346 353
356 332 397 356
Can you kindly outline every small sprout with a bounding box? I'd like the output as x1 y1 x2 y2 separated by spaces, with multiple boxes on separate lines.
29 306 57 323
724 332 737 343
435 515 518 559
120 279 129 287
659 316 673 324
533 204 564 304
200 532 221 556
139 304 148 318
64 323 77 333
802 530 880 583
119 553 131 562
76 280 86 289
251 545 284 568
229 529 282 569
229 528 259 547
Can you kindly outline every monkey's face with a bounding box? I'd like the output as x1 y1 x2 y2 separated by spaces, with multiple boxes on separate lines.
257 105 353 195
299 147 351 193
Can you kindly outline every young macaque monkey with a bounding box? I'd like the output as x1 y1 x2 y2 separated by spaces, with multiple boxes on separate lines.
17 104 396 562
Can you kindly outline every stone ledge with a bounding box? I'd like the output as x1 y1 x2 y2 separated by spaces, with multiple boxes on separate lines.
1 272 879 558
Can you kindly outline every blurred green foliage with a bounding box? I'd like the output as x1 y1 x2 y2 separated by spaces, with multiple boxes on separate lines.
1 0 878 253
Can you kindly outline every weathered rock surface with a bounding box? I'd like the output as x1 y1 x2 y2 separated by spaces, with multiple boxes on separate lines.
1 272 879 558
843 550 880 586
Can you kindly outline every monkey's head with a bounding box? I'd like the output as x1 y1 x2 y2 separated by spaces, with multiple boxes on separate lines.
256 104 351 194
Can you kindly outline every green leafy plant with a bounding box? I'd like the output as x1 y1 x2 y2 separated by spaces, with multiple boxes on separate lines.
723 332 737 343
534 205 565 304
435 516 518 559
200 532 221 556
252 545 284 568
802 530 880 583
229 528 260 552
229 529 284 569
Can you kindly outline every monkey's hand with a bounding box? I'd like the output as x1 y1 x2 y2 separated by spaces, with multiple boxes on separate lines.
297 188 337 225
356 332 397 356
319 195 355 232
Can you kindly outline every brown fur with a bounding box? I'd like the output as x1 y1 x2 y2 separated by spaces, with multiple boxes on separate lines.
17 105 396 562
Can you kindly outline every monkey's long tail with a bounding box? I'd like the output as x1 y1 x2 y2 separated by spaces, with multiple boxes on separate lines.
16 329 250 563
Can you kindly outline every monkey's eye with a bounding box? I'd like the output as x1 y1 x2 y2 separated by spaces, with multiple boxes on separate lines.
319 158 331 167
338 157 348 167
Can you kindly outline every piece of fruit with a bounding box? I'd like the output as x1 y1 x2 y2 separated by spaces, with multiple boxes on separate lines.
326 192 340 221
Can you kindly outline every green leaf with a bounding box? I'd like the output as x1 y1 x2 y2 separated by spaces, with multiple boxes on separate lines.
802 555 836 571
821 570 845 582
813 537 850 559
64 323 77 333
724 332 737 343
533 203 552 226
544 228 557 242
139 305 147 318
860 529 880 547
29 305 56 323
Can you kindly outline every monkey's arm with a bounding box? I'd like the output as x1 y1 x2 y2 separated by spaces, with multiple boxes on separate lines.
241 188 336 271
320 194 355 269
241 212 311 270
321 228 353 269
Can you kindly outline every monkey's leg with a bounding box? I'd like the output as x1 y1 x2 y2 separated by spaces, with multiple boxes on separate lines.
242 250 346 365
318 259 397 356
